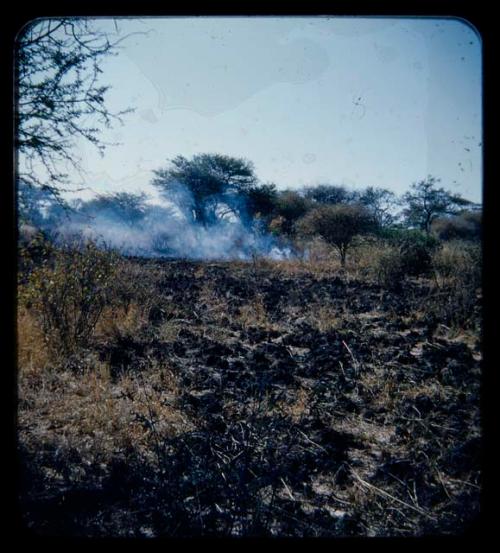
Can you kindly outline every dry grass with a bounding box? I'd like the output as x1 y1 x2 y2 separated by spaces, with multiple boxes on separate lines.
237 294 271 328
17 307 50 374
95 302 148 340
307 302 343 332
276 387 311 423
348 240 395 281
198 281 232 324
18 297 192 465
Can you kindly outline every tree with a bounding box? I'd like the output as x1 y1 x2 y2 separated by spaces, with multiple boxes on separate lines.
243 183 278 219
151 153 258 227
272 190 311 235
18 179 58 227
303 184 358 205
297 204 376 266
79 192 148 227
358 186 398 228
16 18 134 200
401 176 472 234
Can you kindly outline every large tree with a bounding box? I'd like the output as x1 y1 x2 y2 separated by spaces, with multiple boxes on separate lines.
151 153 258 227
16 18 134 201
402 176 473 234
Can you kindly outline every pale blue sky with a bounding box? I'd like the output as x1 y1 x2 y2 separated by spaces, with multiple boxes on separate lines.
65 16 482 203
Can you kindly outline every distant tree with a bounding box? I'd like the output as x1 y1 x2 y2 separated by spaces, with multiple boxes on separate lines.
236 182 280 232
17 180 57 227
303 184 357 205
358 186 398 228
16 18 135 200
151 153 258 227
401 176 473 234
297 204 376 266
79 192 148 227
272 190 311 235
243 183 278 220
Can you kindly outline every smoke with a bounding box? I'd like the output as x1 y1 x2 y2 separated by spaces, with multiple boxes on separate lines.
43 184 293 261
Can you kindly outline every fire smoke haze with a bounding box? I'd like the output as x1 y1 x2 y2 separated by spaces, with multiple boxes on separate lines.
52 185 293 260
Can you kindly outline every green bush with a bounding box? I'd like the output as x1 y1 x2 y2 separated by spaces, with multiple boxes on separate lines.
19 239 119 356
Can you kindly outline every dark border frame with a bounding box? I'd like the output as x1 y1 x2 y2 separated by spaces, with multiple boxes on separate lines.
3 1 495 543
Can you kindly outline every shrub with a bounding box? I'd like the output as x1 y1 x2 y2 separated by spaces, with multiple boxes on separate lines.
374 246 406 289
380 228 439 277
426 241 482 329
431 211 482 242
18 227 51 283
19 239 119 357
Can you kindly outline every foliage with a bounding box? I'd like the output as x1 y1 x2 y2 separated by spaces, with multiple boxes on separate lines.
301 185 398 229
379 228 440 277
273 191 311 236
296 204 376 266
431 210 482 242
243 183 279 224
427 241 481 329
17 179 57 227
152 153 258 227
373 246 406 289
357 186 398 228
79 192 148 227
16 17 133 199
303 184 357 206
19 239 119 356
401 176 473 234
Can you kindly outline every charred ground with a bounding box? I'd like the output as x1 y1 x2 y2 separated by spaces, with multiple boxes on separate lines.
17 255 481 537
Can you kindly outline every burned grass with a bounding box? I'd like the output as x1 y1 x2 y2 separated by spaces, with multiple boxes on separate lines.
17 257 481 537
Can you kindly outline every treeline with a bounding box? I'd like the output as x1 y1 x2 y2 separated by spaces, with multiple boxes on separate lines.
18 153 482 263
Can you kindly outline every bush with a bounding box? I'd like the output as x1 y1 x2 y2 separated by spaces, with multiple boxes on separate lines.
427 241 482 329
432 211 481 242
374 246 406 289
19 239 119 357
380 228 439 277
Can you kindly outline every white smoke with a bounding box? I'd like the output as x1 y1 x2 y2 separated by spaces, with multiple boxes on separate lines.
51 185 293 261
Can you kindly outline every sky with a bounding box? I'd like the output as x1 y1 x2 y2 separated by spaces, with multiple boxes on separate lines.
44 16 482 204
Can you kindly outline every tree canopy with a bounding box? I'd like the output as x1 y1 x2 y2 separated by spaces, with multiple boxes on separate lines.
151 153 258 227
303 184 357 206
357 186 398 228
79 192 148 227
401 176 473 234
297 203 377 266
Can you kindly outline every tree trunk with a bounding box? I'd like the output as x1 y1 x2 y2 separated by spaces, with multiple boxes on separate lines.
340 246 347 267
